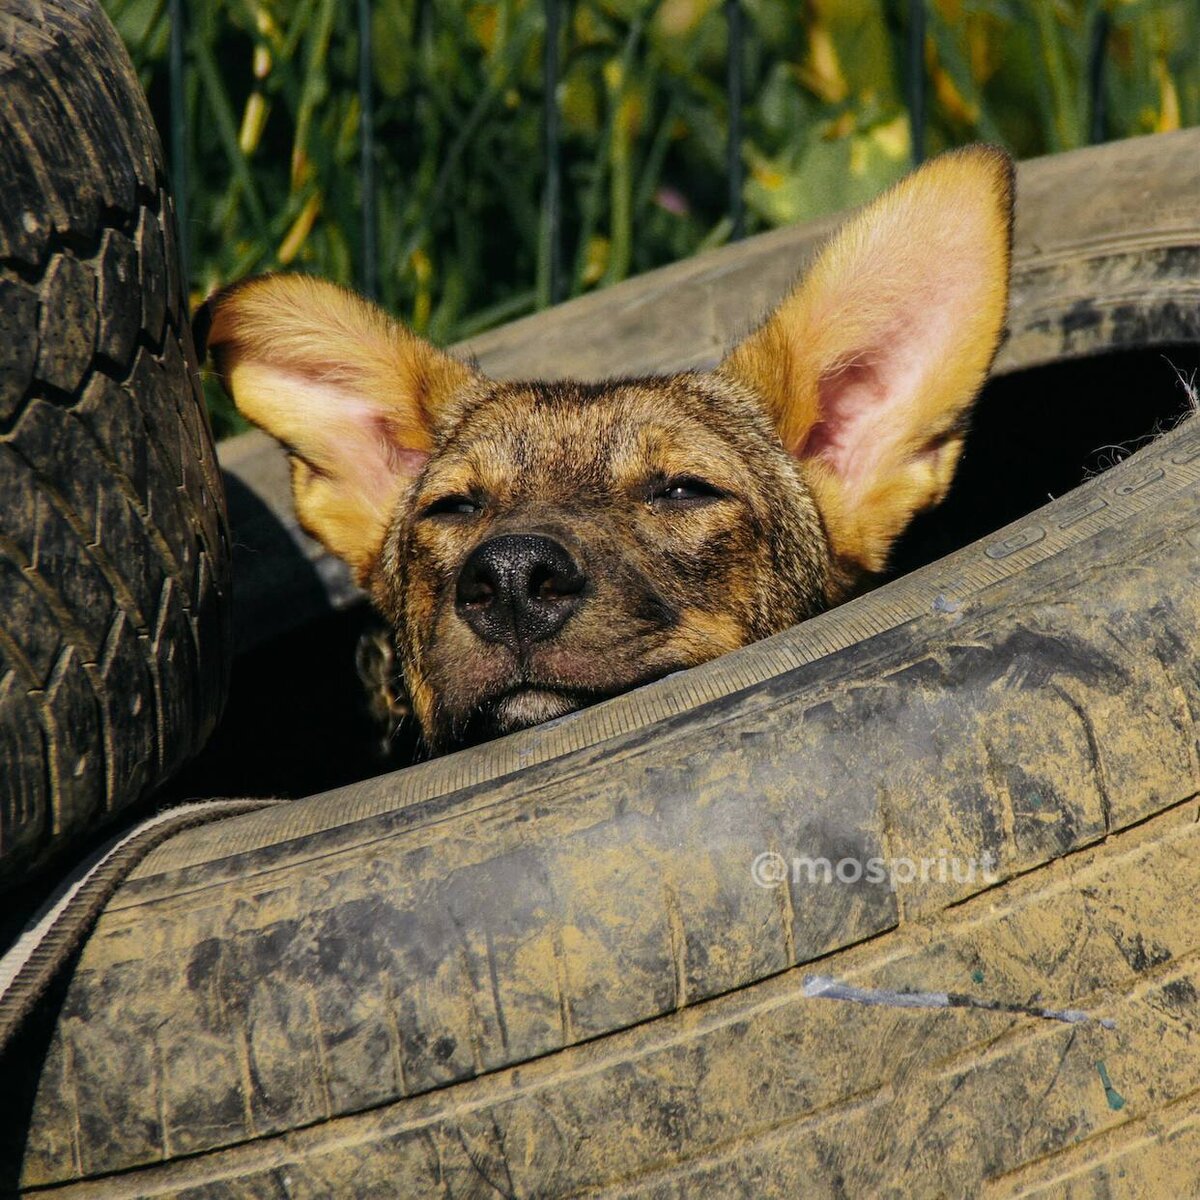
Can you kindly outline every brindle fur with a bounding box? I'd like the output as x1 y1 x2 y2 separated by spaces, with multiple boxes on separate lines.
369 374 830 749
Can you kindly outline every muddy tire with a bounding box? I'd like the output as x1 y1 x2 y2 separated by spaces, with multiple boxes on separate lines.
6 411 1200 1197
4 132 1200 1193
0 0 231 891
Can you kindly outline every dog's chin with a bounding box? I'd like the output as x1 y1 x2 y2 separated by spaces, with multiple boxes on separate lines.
491 687 583 733
430 660 694 753
439 685 589 751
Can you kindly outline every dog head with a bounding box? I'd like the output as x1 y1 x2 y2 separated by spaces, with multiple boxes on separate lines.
202 146 1012 751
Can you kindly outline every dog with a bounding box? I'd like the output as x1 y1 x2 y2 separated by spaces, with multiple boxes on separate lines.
199 145 1013 753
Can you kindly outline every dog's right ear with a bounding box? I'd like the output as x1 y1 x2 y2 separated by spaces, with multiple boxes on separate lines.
199 274 478 583
718 145 1013 590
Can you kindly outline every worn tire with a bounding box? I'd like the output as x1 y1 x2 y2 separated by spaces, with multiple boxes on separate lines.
4 133 1200 1193
0 0 231 891
5 428 1200 1195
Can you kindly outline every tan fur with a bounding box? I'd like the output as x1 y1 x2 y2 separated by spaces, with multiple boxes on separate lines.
205 273 477 580
199 146 1014 751
661 609 751 663
720 145 1013 579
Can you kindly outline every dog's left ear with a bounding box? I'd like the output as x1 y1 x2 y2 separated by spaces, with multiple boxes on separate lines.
719 145 1013 588
199 273 479 583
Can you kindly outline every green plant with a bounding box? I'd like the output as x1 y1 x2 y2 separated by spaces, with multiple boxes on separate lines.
103 0 1199 438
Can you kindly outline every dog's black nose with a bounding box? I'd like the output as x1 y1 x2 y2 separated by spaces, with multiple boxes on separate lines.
455 534 586 651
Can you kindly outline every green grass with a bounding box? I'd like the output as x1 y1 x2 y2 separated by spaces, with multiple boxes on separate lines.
104 0 1200 438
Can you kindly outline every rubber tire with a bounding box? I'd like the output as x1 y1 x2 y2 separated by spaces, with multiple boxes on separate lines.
5 121 1200 1194
3 402 1198 1195
0 0 231 892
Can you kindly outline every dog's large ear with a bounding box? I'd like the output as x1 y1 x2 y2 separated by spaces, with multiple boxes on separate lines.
719 145 1013 586
200 274 478 583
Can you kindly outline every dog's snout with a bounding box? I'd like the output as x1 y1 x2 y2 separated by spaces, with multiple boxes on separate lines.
455 534 586 651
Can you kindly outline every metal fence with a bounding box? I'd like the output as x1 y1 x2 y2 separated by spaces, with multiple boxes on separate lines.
162 0 1114 309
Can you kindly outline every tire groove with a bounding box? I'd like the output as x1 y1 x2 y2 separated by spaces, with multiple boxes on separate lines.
1 0 230 891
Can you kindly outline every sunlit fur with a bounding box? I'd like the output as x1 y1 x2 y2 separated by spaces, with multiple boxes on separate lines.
720 145 1013 583
371 375 829 748
205 273 478 579
201 146 1013 751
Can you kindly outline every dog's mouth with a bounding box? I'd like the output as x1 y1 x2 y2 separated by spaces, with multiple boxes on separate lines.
450 683 604 748
444 667 681 750
491 686 586 731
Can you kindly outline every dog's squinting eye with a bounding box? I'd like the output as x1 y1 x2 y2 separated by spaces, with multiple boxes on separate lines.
420 494 483 519
648 476 727 507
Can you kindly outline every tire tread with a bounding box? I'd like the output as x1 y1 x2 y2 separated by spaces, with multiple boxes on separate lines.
0 1 231 889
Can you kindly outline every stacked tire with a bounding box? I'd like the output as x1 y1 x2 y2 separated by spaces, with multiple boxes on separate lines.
3 3 1200 1194
0 0 231 890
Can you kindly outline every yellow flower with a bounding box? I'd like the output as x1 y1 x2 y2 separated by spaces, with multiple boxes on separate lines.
468 5 498 53
238 93 268 156
796 22 848 105
1154 58 1181 133
410 249 433 331
871 113 910 161
750 161 784 191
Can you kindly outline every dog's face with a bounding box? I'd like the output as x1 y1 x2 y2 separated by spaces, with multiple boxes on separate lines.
376 372 831 747
203 147 1013 751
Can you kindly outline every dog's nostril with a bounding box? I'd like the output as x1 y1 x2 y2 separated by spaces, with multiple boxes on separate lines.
459 578 495 608
532 564 583 602
455 563 498 609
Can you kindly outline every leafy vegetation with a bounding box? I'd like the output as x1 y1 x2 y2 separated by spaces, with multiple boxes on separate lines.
104 0 1199 436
